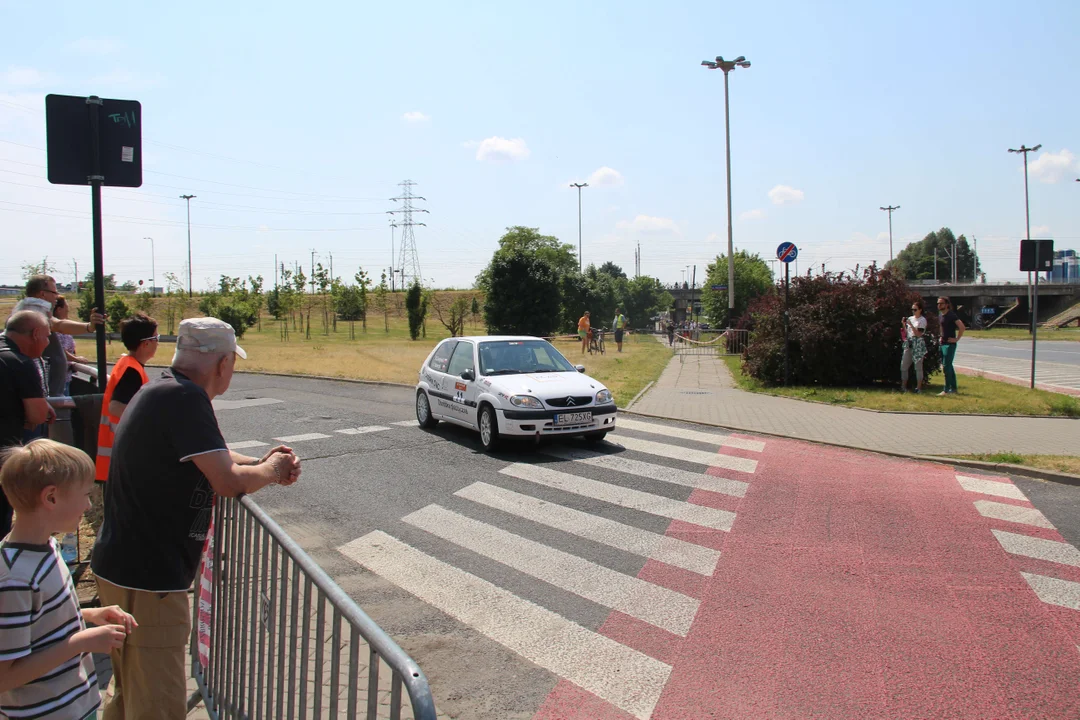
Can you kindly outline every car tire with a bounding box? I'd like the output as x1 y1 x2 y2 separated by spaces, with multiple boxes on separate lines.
478 404 501 451
416 391 438 429
583 430 609 443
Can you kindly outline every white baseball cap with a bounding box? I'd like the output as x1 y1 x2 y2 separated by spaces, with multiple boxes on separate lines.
176 317 247 359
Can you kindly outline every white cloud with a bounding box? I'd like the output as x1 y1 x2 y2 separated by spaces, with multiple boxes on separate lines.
471 136 530 162
615 215 680 235
587 166 624 187
87 69 165 91
402 111 430 123
1028 149 1077 184
66 37 120 56
768 184 805 205
1 67 51 87
706 232 721 242
1030 225 1052 238
739 208 765 221
876 231 890 243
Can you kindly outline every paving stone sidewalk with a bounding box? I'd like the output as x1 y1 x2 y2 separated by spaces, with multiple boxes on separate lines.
627 348 1080 457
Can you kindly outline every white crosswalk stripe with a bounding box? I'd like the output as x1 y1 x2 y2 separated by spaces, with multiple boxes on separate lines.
973 500 1054 529
455 482 721 575
391 420 417 427
615 418 765 452
339 531 671 720
501 462 736 531
403 504 699 635
612 435 757 474
992 529 1080 567
334 425 391 435
226 440 269 450
541 446 749 498
1020 572 1080 610
956 474 1029 501
272 432 332 443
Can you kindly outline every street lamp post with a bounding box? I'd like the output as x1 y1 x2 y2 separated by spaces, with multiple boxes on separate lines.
570 182 588 272
880 205 900 262
143 237 155 297
1008 143 1042 388
180 194 196 297
702 54 750 329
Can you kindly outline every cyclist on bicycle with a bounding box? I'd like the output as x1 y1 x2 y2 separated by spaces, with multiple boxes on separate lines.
577 311 591 355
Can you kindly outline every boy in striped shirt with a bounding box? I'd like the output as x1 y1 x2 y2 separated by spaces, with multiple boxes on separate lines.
0 440 136 720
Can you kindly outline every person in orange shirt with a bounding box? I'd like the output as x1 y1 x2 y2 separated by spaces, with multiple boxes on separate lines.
577 311 591 355
95 314 160 482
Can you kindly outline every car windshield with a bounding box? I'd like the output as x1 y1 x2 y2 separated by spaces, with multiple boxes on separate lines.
479 340 577 376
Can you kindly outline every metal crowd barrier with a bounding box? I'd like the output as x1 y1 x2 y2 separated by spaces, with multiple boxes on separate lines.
190 495 437 720
672 328 749 357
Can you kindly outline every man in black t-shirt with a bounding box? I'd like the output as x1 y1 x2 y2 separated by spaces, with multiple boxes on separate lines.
91 318 301 720
0 311 53 537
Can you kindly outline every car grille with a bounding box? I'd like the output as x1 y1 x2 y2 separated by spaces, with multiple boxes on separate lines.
545 395 593 408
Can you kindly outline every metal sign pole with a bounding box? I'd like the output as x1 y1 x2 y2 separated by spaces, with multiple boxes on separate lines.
86 96 108 391
784 261 790 386
1031 259 1039 389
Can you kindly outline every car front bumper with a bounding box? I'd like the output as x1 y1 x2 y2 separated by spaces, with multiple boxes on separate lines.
497 404 617 436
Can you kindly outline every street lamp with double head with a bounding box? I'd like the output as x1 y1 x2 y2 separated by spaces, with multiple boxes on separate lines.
702 55 750 328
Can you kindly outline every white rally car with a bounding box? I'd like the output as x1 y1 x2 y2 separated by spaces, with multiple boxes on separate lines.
415 336 617 450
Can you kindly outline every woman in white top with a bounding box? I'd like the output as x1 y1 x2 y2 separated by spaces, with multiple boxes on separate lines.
900 299 928 392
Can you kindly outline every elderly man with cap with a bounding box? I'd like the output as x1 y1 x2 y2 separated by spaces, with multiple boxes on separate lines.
91 318 301 720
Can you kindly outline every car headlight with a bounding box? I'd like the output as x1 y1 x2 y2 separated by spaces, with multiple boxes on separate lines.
509 395 544 409
596 389 613 404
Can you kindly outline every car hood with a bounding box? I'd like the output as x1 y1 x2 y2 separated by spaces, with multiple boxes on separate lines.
482 372 607 400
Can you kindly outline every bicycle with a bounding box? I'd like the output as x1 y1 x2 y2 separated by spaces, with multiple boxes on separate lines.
588 327 606 355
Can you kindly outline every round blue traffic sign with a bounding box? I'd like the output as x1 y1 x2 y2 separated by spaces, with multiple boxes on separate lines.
777 242 798 263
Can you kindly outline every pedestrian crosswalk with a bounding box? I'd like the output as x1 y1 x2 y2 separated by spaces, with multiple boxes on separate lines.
954 472 1080 616
334 418 761 720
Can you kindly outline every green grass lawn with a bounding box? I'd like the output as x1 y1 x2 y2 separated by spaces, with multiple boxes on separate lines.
950 453 1080 476
965 327 1079 341
721 356 1080 417
75 313 672 408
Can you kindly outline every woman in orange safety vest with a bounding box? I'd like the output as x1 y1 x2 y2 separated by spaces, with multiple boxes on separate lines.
96 313 160 481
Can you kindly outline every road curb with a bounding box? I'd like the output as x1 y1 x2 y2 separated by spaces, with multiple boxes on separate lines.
617 408 1080 487
623 381 654 412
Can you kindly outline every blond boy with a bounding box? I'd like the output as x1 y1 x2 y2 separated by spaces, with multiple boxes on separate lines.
0 440 136 720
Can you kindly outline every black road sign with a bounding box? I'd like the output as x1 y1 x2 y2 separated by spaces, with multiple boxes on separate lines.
46 94 142 187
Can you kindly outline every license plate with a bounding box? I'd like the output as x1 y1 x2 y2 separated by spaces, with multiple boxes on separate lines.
554 411 592 425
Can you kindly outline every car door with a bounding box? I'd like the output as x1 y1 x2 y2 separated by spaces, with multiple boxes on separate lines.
444 340 478 427
424 340 456 418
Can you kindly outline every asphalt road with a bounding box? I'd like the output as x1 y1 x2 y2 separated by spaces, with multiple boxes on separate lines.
207 372 1080 720
964 336 1080 366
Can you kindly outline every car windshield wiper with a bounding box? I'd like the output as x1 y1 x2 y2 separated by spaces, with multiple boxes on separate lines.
485 369 523 376
529 368 560 373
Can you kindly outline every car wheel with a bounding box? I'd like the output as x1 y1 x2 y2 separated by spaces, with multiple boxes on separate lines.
478 404 501 451
584 430 609 443
416 391 438 429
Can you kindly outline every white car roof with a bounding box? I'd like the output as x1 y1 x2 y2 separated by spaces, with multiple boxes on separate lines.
446 335 548 343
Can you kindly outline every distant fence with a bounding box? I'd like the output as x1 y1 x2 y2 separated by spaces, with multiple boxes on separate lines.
672 329 748 357
190 495 437 720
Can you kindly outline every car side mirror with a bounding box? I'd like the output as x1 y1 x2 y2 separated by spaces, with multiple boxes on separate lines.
575 365 586 373
461 369 475 381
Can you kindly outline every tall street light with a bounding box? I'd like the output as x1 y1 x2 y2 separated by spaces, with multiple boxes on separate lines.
180 194 196 297
702 54 750 328
143 237 155 297
880 205 900 262
1008 144 1041 331
570 182 588 272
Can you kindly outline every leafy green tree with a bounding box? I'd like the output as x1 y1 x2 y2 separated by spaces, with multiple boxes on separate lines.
248 275 264 331
598 261 627 279
470 296 481 329
475 226 578 292
405 281 427 340
484 250 562 336
372 273 390 332
888 227 980 281
105 295 131 333
703 251 774 325
620 276 671 328
83 272 118 291
431 293 472 337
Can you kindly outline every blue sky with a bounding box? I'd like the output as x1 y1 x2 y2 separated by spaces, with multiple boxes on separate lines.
2 0 1078 290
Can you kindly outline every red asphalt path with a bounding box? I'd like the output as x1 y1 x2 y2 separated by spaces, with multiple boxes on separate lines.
535 438 1080 720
